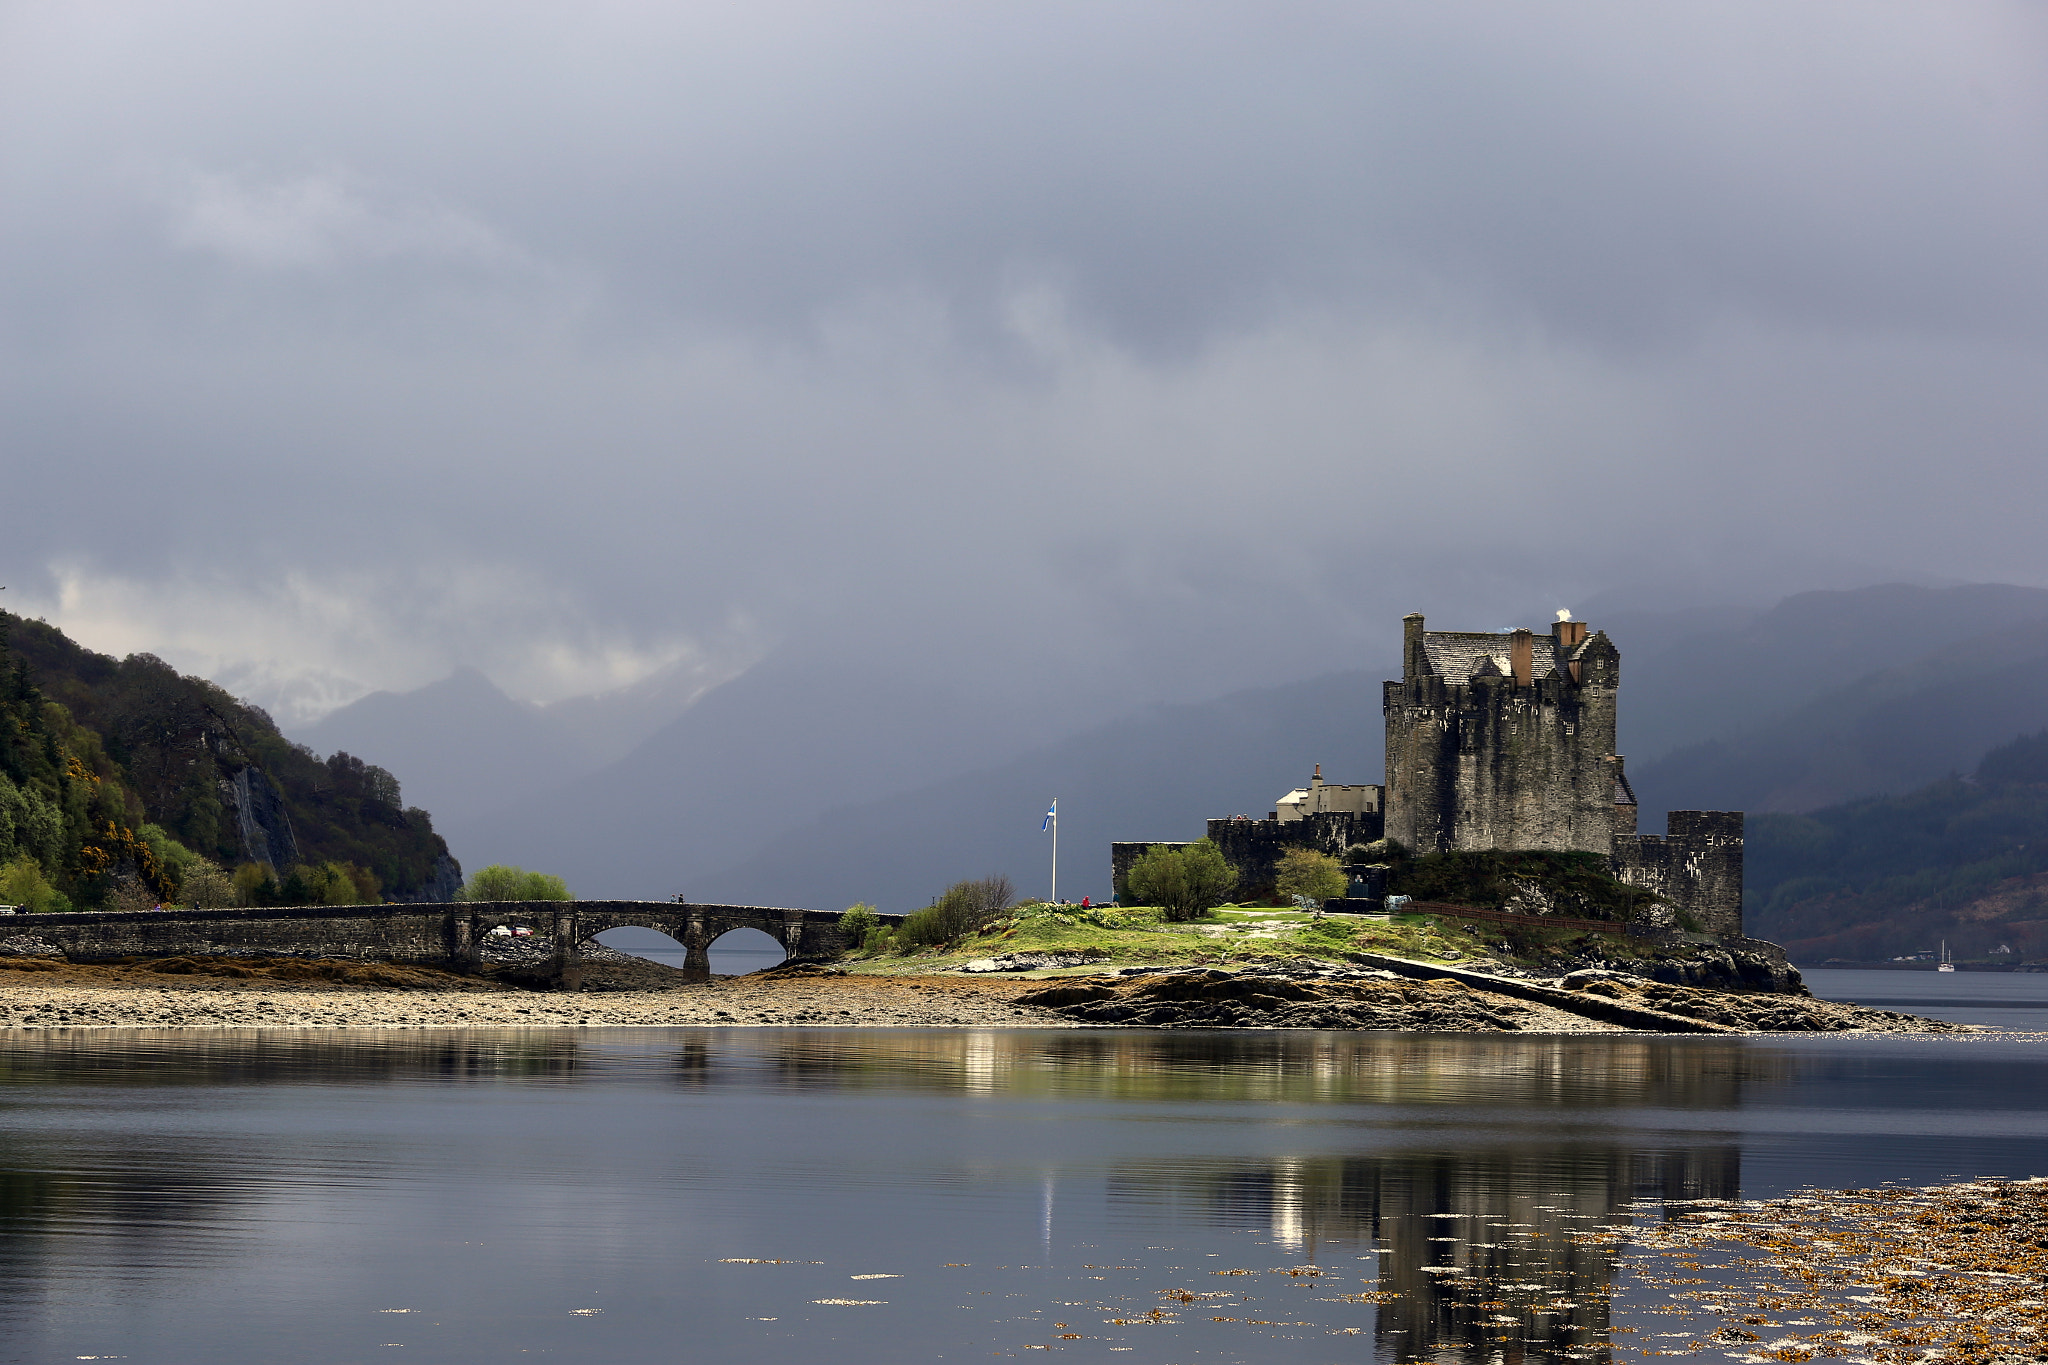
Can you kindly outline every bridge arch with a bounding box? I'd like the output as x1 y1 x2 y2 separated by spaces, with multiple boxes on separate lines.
706 925 785 976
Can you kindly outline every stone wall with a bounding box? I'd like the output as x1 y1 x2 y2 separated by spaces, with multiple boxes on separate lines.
1113 810 1383 902
1205 811 1381 899
9 900 894 988
1614 812 1745 939
1383 614 1620 856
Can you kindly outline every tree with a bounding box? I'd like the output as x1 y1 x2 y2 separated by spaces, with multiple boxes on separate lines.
455 864 572 902
1126 839 1238 922
900 875 1016 947
838 902 881 951
179 857 236 909
0 855 70 913
1275 847 1347 905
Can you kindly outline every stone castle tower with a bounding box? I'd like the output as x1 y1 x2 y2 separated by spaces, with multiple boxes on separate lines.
1384 613 1624 854
1381 611 1745 938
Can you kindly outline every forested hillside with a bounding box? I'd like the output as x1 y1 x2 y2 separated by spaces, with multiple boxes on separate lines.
1747 730 2048 963
0 611 458 912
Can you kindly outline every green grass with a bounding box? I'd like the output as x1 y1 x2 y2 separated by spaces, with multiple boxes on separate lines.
837 900 1534 976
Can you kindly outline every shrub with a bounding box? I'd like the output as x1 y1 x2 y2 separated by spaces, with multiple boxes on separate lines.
0 855 71 913
899 876 1016 947
1391 849 1655 920
839 902 881 951
1275 847 1347 904
455 865 572 902
1126 839 1238 922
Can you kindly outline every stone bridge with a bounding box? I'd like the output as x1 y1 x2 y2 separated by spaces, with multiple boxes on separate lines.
6 901 898 989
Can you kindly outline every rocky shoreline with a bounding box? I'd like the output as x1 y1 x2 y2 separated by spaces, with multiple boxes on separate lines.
0 951 1981 1034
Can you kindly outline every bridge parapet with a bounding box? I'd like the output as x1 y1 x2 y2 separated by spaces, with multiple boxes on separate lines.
8 900 900 988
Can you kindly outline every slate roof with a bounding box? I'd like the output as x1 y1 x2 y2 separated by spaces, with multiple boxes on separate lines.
1419 630 1570 680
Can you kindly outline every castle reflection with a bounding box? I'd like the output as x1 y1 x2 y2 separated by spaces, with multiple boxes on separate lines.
1110 1144 1737 1363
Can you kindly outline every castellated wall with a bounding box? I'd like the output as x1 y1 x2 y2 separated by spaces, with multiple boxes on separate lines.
1613 812 1745 939
1383 620 1620 856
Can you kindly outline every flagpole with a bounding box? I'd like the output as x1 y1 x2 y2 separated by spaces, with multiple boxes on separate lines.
1051 799 1058 905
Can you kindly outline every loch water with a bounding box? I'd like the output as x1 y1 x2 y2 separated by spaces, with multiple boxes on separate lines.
2 974 2045 1364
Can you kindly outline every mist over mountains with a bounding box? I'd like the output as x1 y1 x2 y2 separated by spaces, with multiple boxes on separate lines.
286 581 2048 912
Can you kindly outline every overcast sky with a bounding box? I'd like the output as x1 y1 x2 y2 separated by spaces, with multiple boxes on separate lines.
5 2 2045 727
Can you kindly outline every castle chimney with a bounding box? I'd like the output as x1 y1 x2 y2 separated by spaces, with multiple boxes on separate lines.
1552 618 1588 649
1312 763 1322 786
1510 628 1533 686
1403 613 1428 680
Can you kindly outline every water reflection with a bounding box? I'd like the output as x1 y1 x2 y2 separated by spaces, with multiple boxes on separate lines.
1 1028 2030 1365
729 1028 1783 1110
1111 1146 1736 1362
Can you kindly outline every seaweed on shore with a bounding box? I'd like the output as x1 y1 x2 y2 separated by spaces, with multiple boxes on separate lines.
1604 1177 2048 1362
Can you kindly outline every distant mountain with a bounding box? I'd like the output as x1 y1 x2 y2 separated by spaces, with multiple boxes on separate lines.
439 646 1107 901
297 668 580 828
326 579 2048 913
294 656 730 831
1631 612 2048 818
689 670 1384 911
1747 730 2048 963
1612 582 2048 765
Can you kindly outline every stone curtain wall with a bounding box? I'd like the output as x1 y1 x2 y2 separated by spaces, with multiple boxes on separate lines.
1614 812 1745 939
1114 811 1385 902
13 901 889 987
1205 810 1381 900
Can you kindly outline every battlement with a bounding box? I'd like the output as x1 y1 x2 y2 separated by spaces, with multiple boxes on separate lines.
1614 812 1745 938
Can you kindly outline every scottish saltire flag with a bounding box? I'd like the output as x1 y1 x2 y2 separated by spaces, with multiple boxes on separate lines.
1042 800 1057 832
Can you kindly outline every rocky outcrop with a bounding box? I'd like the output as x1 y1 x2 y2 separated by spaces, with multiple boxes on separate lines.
1017 962 1535 1031
1631 937 1805 994
387 853 464 904
227 766 300 869
1555 968 1962 1032
1010 957 1966 1034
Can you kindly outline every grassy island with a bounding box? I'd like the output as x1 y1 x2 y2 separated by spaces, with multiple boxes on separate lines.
835 899 1673 979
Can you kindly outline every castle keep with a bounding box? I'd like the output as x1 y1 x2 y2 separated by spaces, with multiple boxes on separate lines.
1385 614 1621 855
1111 611 1746 939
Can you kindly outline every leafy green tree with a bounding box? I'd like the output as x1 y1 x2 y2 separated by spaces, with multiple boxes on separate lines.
0 855 71 913
233 861 277 906
178 857 236 909
0 774 64 876
455 864 572 902
1126 839 1238 922
1275 847 1347 905
838 902 881 951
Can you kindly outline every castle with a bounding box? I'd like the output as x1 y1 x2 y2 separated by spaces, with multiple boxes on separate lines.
1113 611 1744 937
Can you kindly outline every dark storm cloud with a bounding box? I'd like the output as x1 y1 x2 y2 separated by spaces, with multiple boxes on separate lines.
1 1 2044 722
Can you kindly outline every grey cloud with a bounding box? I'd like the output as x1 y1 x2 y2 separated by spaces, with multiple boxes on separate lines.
0 0 2043 732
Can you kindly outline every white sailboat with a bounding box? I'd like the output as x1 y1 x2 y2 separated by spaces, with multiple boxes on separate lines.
1937 940 1956 973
